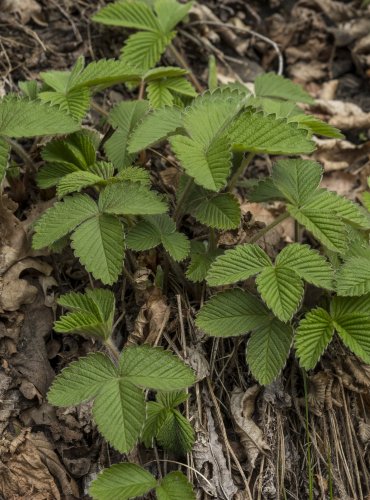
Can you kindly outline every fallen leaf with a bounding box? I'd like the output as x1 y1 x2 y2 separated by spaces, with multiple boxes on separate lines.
1 0 43 24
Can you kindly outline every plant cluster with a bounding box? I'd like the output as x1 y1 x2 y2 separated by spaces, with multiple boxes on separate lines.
1 0 370 497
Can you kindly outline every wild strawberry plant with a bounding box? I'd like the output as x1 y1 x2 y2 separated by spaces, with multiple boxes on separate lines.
2 0 370 497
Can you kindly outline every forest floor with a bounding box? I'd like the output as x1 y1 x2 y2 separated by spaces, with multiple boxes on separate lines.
1 0 370 499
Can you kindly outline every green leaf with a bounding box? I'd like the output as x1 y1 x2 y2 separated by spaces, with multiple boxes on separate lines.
67 58 139 91
144 67 188 80
256 266 303 322
38 87 90 121
0 138 10 183
336 256 370 296
99 182 167 215
247 177 285 203
295 308 334 370
37 163 79 189
331 294 370 318
71 214 125 285
194 193 241 229
276 243 334 289
207 244 271 286
19 80 39 99
247 319 293 384
164 77 197 97
48 353 117 406
228 109 315 155
56 171 103 198
157 389 189 408
92 1 161 31
324 190 370 229
105 100 149 170
170 134 232 191
126 214 190 261
32 194 98 249
335 315 370 364
93 379 145 452
254 72 315 104
115 165 150 185
120 345 195 390
147 80 174 108
89 463 156 500
292 114 344 139
0 98 79 137
155 0 193 32
41 130 97 169
271 159 322 205
156 409 195 455
55 288 115 339
121 31 175 71
185 242 222 283
196 288 270 337
128 106 183 153
156 471 195 500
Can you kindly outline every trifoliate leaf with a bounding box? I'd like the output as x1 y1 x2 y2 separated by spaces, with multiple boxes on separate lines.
228 109 315 155
254 72 315 104
0 138 10 183
196 288 271 337
56 171 103 198
105 100 149 170
256 266 304 322
32 194 98 249
92 1 161 31
271 159 322 205
247 319 293 384
194 193 241 229
336 256 370 296
155 0 194 32
48 353 117 406
89 463 156 500
276 243 334 289
295 308 334 370
99 182 167 215
71 214 125 285
156 471 195 500
0 98 79 137
126 214 190 261
207 244 271 286
93 379 145 452
128 106 183 153
120 345 195 390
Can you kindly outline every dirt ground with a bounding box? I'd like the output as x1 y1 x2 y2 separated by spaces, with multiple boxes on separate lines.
1 0 370 499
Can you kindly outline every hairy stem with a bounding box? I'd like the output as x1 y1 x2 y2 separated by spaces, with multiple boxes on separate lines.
105 337 120 364
228 152 254 191
169 44 203 93
174 177 193 226
248 211 290 243
138 80 145 100
209 228 217 253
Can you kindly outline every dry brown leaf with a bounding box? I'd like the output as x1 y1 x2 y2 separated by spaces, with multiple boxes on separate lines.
186 345 210 381
313 99 370 130
0 258 52 312
0 197 28 275
230 386 269 469
312 138 370 172
1 0 42 24
193 408 238 498
0 429 78 499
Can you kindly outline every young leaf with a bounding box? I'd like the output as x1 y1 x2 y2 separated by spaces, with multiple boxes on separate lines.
247 319 293 385
89 463 156 500
32 194 98 249
207 244 271 286
155 0 194 32
99 182 167 215
336 256 370 296
228 110 315 155
295 308 334 370
128 106 183 153
121 31 175 70
92 1 161 31
196 289 271 337
48 353 117 406
38 87 90 121
194 193 241 229
156 471 195 500
276 243 334 289
120 345 195 390
186 241 222 283
56 171 103 198
254 72 315 104
104 100 149 170
126 214 190 261
256 266 304 322
71 214 125 285
93 379 145 452
147 80 174 108
156 409 195 454
0 98 79 137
